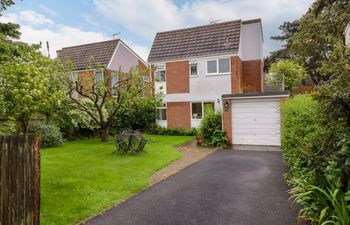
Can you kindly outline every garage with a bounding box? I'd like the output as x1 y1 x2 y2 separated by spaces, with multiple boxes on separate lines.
222 92 289 149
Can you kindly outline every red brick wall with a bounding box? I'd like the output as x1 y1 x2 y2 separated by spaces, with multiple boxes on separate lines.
77 70 94 90
222 100 232 145
231 56 243 94
242 59 263 93
166 61 189 94
167 102 191 129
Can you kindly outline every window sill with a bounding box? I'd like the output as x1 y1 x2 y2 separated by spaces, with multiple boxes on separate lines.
191 118 203 120
190 75 199 78
205 73 231 76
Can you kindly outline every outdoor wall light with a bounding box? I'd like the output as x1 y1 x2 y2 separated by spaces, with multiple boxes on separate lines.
224 100 230 112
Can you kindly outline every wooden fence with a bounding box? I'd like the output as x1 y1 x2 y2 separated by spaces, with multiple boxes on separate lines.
0 134 40 225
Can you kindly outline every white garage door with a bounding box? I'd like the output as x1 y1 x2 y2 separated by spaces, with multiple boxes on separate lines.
231 98 281 146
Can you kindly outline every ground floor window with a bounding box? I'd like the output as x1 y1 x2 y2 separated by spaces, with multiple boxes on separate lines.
191 101 215 119
192 102 202 119
156 107 167 120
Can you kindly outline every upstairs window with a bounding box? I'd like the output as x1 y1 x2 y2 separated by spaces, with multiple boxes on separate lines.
155 65 166 82
70 72 78 84
206 58 230 75
189 61 198 77
95 71 104 83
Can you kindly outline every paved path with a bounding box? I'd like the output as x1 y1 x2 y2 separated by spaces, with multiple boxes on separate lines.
85 150 298 225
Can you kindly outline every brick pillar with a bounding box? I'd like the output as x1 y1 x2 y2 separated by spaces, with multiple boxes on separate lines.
222 99 232 145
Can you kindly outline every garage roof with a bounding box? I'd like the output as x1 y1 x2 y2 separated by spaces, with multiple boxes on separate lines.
222 92 289 99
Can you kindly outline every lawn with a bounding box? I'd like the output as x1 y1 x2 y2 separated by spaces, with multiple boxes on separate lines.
40 135 193 225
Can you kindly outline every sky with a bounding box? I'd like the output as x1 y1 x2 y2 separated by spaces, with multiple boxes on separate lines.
1 0 314 60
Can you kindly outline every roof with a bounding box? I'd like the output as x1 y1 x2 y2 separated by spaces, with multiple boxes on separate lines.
222 92 289 99
148 19 261 63
56 39 120 70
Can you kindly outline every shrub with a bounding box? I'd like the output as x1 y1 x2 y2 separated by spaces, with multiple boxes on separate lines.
210 129 228 148
199 112 225 146
149 126 198 136
29 121 64 147
0 117 17 135
112 96 157 134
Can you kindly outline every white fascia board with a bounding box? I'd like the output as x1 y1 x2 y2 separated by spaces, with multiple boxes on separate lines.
106 41 121 70
222 94 289 100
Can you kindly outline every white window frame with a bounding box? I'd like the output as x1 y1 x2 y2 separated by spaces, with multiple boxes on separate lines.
189 61 198 77
191 101 215 120
94 70 104 82
111 75 119 96
155 64 166 82
70 71 78 83
206 57 231 76
156 105 167 121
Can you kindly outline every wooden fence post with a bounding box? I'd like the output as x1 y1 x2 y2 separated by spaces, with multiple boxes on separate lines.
0 134 40 225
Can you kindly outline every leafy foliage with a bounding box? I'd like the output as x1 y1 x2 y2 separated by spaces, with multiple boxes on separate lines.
0 116 17 135
269 59 307 92
149 126 198 136
0 44 65 132
112 96 157 133
199 112 227 147
29 121 64 148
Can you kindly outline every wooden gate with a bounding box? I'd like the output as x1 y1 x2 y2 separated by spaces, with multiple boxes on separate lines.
0 134 40 225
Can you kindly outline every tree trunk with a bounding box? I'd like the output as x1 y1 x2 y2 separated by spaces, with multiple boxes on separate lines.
100 126 110 142
20 118 29 133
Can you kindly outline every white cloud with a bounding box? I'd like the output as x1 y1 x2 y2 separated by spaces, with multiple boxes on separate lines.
81 14 100 27
0 10 149 60
38 4 59 17
18 10 55 25
93 0 314 54
1 11 108 57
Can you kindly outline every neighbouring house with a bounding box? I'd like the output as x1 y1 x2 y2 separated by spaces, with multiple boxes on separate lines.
57 39 148 94
148 19 289 148
346 23 350 46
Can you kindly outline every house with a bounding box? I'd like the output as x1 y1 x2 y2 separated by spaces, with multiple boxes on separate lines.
148 19 289 148
57 39 148 92
346 23 350 46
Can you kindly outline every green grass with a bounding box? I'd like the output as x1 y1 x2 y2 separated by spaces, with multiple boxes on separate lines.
40 135 193 225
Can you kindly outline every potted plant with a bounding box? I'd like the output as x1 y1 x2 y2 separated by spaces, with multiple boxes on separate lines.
196 135 204 145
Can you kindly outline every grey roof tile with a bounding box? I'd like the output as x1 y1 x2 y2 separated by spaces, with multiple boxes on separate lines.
57 39 119 70
148 20 244 63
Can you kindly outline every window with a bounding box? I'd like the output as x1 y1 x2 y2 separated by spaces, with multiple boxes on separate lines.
192 102 203 119
70 72 78 84
207 60 217 74
189 61 198 76
204 102 215 115
206 58 230 75
156 108 167 120
95 71 104 83
111 75 118 95
192 102 215 119
155 65 166 82
218 58 230 73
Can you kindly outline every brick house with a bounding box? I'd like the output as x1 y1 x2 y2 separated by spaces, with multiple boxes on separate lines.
148 19 289 148
57 39 148 93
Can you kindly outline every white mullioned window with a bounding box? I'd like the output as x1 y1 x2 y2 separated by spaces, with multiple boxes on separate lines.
156 103 167 121
206 58 230 75
189 61 198 77
191 101 215 119
155 65 166 82
111 75 118 96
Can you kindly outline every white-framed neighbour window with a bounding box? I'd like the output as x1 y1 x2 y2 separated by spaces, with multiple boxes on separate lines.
111 75 118 96
206 58 230 75
95 71 104 83
191 102 203 119
156 105 167 121
189 61 198 77
191 101 215 119
155 65 166 82
70 71 78 84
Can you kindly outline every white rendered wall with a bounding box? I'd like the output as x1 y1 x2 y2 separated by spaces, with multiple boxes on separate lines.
108 43 139 73
239 22 263 61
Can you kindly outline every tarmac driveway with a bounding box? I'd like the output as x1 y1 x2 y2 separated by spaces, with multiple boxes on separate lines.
85 150 298 225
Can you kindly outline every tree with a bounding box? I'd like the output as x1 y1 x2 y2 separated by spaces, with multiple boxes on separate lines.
269 59 307 92
268 0 350 84
0 43 64 132
63 64 152 141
